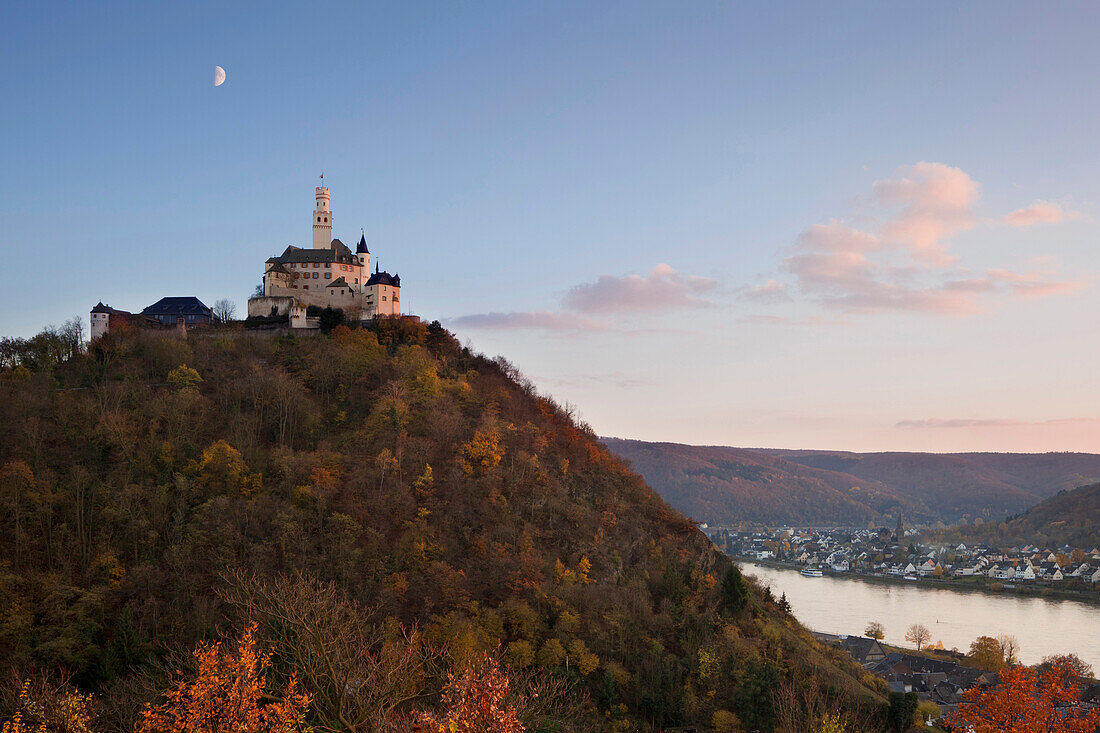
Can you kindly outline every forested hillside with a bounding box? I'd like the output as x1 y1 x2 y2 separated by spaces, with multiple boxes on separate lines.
603 439 1100 526
770 450 1100 523
0 321 888 732
600 439 923 527
926 482 1100 549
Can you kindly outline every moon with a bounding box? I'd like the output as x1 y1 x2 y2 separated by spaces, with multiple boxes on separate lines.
214 66 226 87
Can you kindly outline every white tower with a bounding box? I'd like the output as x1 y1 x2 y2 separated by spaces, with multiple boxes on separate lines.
312 186 332 249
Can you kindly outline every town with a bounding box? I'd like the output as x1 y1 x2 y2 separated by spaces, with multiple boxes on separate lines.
704 522 1100 595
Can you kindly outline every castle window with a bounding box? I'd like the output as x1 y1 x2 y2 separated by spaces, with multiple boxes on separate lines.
325 272 331 279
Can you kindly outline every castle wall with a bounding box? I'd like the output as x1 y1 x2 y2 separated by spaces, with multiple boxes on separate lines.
247 296 295 318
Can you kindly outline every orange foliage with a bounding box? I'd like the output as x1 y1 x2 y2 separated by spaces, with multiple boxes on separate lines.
136 624 311 733
460 430 504 476
1 678 94 733
947 660 1100 733
414 651 524 733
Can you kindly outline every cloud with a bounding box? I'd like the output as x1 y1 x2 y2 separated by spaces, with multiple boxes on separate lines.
447 311 607 332
872 162 979 266
1003 200 1078 227
739 279 792 304
450 264 717 333
538 372 652 389
563 263 717 313
750 162 1086 318
898 417 1100 429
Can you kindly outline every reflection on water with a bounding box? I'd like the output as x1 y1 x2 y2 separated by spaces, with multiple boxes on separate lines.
747 564 1100 671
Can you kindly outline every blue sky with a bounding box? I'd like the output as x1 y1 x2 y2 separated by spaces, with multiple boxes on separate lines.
2 2 1098 451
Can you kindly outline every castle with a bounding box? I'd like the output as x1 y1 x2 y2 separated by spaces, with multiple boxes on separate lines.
247 185 402 325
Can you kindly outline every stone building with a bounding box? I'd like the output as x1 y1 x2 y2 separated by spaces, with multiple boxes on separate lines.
247 185 402 324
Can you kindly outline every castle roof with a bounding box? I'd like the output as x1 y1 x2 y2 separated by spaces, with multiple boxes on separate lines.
327 277 350 289
141 296 214 318
366 270 400 287
274 239 358 265
266 263 291 276
91 301 130 315
356 233 370 254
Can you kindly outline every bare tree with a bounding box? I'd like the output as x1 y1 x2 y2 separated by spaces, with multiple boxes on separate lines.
905 623 931 651
213 298 237 323
997 634 1020 665
218 569 445 732
865 621 885 640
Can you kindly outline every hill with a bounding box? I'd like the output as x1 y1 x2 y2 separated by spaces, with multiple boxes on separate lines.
927 482 1100 549
768 450 1100 523
601 440 1100 526
600 439 925 527
0 321 888 732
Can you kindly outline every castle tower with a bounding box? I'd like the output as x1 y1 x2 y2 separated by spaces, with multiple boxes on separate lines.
356 232 370 272
312 186 332 249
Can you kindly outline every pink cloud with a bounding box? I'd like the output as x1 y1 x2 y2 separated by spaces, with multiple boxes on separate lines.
1003 200 1078 227
563 263 717 313
448 311 608 332
872 162 979 266
750 162 1086 318
739 279 792 304
450 264 717 333
898 417 1100 429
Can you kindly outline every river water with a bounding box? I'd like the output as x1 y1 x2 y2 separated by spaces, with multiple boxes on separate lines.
746 564 1100 671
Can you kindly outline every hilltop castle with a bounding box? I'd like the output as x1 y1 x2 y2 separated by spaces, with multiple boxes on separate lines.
247 185 402 324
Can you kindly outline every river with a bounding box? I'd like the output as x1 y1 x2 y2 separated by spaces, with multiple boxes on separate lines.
746 564 1100 671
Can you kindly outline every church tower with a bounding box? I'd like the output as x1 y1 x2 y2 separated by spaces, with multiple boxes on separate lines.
312 186 332 249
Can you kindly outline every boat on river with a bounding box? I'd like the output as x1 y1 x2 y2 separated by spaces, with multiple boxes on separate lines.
800 568 824 577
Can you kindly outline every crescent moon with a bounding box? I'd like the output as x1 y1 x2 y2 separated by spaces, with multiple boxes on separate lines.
214 66 226 87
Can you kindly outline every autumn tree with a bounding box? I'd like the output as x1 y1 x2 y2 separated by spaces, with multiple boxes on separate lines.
947 660 1100 732
460 430 504 476
188 440 262 496
136 624 310 733
1 675 95 733
1036 654 1094 680
904 624 931 652
167 364 203 392
864 621 885 641
967 635 1006 671
414 651 524 733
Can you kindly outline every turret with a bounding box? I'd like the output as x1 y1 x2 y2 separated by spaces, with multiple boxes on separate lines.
312 186 332 249
356 232 370 271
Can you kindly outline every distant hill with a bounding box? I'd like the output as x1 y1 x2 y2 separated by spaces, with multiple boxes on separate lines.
600 439 927 526
928 482 1100 548
768 450 1100 523
602 439 1100 526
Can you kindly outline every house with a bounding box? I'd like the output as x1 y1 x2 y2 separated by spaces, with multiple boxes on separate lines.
141 297 217 326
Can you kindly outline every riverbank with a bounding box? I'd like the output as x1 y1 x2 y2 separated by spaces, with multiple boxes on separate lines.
739 556 1100 607
746 562 1100 671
